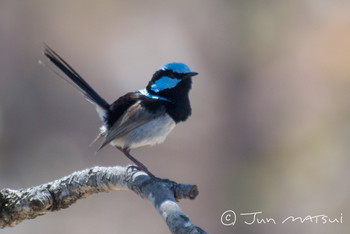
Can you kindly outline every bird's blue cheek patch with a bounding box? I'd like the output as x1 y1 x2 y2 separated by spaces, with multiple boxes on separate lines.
151 76 181 92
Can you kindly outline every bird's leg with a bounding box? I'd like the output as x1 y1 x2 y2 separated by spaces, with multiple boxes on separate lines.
117 147 156 179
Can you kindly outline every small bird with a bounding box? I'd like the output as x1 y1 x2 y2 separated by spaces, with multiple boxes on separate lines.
43 45 198 178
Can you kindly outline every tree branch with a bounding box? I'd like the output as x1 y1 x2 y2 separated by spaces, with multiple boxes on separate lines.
0 166 206 233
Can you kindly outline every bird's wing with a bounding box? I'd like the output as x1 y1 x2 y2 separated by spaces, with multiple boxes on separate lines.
98 100 166 150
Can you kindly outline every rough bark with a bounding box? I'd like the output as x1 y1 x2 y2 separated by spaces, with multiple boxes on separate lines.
0 166 206 234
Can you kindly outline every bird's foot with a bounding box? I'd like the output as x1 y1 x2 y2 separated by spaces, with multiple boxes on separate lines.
127 165 156 180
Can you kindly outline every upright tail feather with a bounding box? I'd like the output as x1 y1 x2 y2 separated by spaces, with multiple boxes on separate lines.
43 44 110 110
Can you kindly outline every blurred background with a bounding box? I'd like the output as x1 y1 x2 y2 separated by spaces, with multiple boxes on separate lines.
1 1 350 233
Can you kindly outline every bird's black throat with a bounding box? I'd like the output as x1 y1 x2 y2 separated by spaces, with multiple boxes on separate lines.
147 75 192 123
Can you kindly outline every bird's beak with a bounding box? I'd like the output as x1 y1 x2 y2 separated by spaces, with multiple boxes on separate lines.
185 72 198 78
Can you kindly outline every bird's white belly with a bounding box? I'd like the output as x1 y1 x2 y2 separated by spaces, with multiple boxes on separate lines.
110 114 176 150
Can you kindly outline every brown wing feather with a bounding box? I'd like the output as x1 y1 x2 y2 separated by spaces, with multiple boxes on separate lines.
97 101 166 150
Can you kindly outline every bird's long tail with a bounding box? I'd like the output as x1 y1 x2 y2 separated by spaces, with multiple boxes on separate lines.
43 45 110 111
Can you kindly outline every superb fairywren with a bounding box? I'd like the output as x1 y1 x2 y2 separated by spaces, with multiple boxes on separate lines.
43 45 198 178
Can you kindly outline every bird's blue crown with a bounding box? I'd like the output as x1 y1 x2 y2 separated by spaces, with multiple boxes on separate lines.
158 63 192 74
